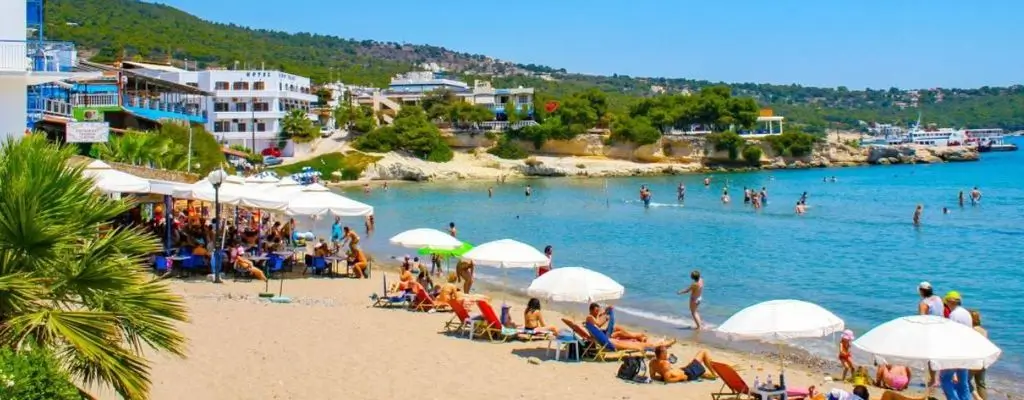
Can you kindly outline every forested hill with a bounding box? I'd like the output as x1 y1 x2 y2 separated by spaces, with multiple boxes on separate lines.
45 0 1024 130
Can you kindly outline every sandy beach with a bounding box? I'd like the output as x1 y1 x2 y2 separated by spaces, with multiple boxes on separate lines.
83 269 881 400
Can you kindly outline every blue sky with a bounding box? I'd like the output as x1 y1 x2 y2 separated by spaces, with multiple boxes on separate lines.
153 0 1021 89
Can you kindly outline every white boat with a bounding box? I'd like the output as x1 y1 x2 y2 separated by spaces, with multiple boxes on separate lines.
976 136 1019 152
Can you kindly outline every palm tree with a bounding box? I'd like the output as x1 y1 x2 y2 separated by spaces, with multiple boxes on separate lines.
95 130 188 170
0 135 188 399
280 109 317 142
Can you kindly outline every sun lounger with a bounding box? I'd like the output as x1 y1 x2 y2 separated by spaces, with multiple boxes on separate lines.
370 275 411 308
583 321 653 362
709 361 810 400
474 300 550 342
411 285 450 312
444 298 483 337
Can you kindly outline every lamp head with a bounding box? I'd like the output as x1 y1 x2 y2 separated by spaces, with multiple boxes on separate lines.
207 169 228 186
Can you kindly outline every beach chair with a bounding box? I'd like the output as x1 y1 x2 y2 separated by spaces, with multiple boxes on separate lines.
444 299 482 337
561 318 598 357
474 301 550 342
303 256 328 276
583 321 652 362
411 285 450 312
370 275 411 308
709 362 810 400
266 254 285 279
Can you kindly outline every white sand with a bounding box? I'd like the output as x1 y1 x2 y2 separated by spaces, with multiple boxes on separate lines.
90 274 876 400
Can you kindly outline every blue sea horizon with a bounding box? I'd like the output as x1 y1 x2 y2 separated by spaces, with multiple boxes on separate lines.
328 138 1023 392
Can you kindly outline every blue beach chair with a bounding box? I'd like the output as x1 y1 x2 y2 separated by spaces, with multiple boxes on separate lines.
583 321 653 362
370 275 411 308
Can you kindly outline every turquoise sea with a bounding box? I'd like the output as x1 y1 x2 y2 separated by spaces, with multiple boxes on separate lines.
336 138 1024 387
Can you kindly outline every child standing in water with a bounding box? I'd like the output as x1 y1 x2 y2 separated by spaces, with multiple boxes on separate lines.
839 329 856 382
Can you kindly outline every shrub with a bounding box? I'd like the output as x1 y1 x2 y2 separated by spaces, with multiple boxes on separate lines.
160 123 228 175
0 348 82 400
426 143 454 162
764 130 820 157
576 163 586 169
706 131 747 160
742 145 763 166
609 116 662 146
487 136 528 160
524 157 543 167
352 126 399 153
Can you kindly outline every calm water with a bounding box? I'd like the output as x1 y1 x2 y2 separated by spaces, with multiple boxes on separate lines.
331 139 1024 383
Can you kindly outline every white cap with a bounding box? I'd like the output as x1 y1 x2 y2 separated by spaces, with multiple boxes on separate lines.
919 281 932 290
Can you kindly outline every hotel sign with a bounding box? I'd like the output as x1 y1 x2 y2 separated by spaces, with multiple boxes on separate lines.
66 121 110 143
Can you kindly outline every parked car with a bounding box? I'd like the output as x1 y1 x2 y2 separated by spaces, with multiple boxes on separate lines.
263 156 283 166
261 147 282 158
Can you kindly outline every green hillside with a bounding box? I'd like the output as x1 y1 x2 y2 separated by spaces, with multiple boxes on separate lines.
44 0 1024 130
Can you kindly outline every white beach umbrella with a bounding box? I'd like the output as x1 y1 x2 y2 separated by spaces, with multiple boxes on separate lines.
389 228 463 250
172 175 286 210
285 184 374 217
83 160 151 193
853 315 1001 370
716 299 845 340
461 239 547 268
527 267 624 303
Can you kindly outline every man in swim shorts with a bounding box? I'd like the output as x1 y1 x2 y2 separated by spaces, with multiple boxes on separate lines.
341 226 360 252
677 270 704 329
649 346 717 383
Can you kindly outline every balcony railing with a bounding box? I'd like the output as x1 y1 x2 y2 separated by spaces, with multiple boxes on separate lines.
27 97 73 119
0 40 76 72
123 94 206 119
71 93 119 107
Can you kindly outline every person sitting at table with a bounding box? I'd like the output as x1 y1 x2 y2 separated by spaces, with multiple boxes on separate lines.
314 239 330 257
649 346 718 383
350 248 369 279
585 303 648 341
232 246 267 282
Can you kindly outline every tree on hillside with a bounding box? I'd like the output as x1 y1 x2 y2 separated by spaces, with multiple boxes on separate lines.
0 135 188 399
353 106 454 162
281 109 318 142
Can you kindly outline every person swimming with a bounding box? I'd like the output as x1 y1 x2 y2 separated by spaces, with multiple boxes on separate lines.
970 186 982 205
703 177 711 187
640 186 652 208
742 187 750 204
676 183 685 202
958 190 965 207
913 204 923 226
796 201 807 215
800 191 808 204
720 188 730 204
525 185 532 197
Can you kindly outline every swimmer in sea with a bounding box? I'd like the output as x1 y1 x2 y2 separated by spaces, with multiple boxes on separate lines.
487 186 493 198
759 187 768 205
795 201 806 215
743 187 750 204
942 207 950 214
958 190 965 207
721 188 730 204
525 185 532 197
913 204 923 226
970 186 982 205
800 191 808 204
677 183 685 202
703 177 711 187
640 186 652 208
677 270 704 329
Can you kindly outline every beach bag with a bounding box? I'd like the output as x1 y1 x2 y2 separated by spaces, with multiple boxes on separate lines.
616 355 648 383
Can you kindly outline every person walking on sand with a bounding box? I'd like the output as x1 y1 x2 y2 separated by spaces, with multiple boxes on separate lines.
970 187 982 205
839 330 856 381
677 270 704 329
969 310 988 400
913 204 923 226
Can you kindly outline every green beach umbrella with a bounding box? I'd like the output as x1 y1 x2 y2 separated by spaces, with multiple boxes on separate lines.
417 242 474 257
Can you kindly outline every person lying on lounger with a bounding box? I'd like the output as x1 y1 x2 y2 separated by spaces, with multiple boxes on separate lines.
586 303 648 341
437 273 489 304
232 244 267 282
649 346 718 383
389 263 415 292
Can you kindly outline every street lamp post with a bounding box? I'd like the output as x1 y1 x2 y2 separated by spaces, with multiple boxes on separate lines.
207 169 228 283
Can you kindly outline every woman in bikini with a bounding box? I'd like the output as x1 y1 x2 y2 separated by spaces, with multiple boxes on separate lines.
523 298 559 334
456 259 475 293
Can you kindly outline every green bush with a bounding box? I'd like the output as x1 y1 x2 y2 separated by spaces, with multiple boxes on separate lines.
742 145 763 166
706 131 748 160
0 348 82 400
609 116 662 145
487 136 528 160
764 130 820 157
352 107 454 163
352 126 399 152
426 143 454 162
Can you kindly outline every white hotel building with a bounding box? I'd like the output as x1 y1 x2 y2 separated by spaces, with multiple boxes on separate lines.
129 65 318 149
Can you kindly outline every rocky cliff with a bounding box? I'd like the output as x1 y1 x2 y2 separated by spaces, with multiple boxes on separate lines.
358 134 980 182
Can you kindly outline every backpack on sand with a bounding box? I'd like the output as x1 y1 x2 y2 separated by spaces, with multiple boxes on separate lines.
616 355 649 383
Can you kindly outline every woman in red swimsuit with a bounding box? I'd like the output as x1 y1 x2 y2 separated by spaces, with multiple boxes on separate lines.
538 245 553 277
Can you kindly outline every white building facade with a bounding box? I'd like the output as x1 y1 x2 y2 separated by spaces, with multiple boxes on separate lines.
138 68 318 149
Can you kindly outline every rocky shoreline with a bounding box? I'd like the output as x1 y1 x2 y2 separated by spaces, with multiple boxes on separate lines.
351 137 980 182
